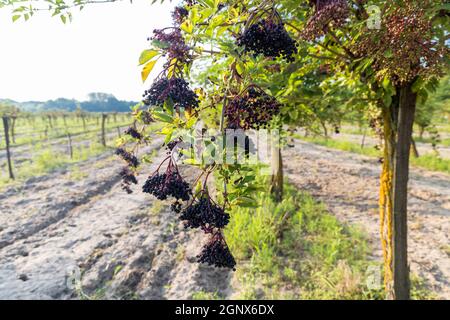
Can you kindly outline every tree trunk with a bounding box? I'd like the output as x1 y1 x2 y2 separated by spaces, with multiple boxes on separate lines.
410 137 419 158
361 127 367 149
418 127 425 139
270 144 283 203
320 120 328 139
392 83 417 300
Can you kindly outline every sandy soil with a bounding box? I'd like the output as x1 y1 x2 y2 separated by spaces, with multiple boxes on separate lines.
0 139 231 299
284 140 450 299
0 137 448 299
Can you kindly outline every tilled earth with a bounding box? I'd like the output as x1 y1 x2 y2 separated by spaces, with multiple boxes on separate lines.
0 138 448 299
284 140 450 299
0 139 232 299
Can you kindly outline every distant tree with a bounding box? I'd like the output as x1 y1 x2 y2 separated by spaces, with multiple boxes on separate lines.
415 76 450 138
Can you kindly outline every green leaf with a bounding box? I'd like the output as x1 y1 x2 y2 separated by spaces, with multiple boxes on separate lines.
288 109 298 120
412 77 425 93
141 60 157 82
186 116 197 129
60 15 66 24
152 112 173 123
180 20 193 34
139 49 159 66
164 131 173 144
12 15 21 22
382 93 392 107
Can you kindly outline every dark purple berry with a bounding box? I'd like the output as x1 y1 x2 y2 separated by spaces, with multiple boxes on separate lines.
197 233 236 270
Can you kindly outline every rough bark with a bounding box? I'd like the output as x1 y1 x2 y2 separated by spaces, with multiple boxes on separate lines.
392 83 417 300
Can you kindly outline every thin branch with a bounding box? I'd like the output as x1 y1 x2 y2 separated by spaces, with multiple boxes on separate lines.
327 29 355 59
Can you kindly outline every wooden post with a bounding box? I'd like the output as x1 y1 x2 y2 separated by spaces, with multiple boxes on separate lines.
82 115 87 132
117 126 121 138
101 113 107 147
392 83 417 300
10 116 16 144
67 133 73 159
270 130 283 203
361 127 367 149
47 115 53 129
2 116 14 180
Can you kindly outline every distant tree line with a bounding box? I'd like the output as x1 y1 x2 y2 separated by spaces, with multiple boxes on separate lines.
0 92 137 113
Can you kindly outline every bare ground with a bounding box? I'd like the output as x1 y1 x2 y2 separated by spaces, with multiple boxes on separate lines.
0 137 448 299
284 140 450 299
0 139 231 299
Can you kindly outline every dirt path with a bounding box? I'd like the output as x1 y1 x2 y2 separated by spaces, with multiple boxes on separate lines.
284 140 450 299
0 139 232 299
1 135 448 300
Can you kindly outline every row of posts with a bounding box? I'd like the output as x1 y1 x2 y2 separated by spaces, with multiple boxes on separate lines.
1 113 126 180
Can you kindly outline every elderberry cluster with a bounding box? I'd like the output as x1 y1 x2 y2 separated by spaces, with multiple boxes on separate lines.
115 148 139 168
352 1 447 84
119 167 138 194
166 139 181 152
237 18 297 61
143 77 199 110
150 28 191 66
143 171 191 201
172 6 189 25
197 233 236 270
225 87 280 130
179 196 230 230
124 127 142 140
141 110 154 124
302 0 349 41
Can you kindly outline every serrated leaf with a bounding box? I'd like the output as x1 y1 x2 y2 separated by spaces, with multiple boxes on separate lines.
412 77 425 93
139 49 159 66
180 20 193 34
152 112 173 123
141 60 157 82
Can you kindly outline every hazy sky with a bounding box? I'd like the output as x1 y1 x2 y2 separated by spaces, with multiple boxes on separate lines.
0 1 174 102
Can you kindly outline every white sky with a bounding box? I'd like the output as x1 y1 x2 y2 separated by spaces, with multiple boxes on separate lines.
0 0 174 102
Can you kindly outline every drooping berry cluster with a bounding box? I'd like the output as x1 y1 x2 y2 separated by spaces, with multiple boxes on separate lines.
119 167 138 194
183 0 197 6
150 27 191 66
302 0 349 41
352 0 448 85
169 188 235 270
172 6 189 25
142 158 191 201
237 18 297 61
166 138 182 152
124 127 142 140
115 148 139 168
141 110 154 125
179 195 230 231
143 77 199 110
197 232 236 270
225 87 280 130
